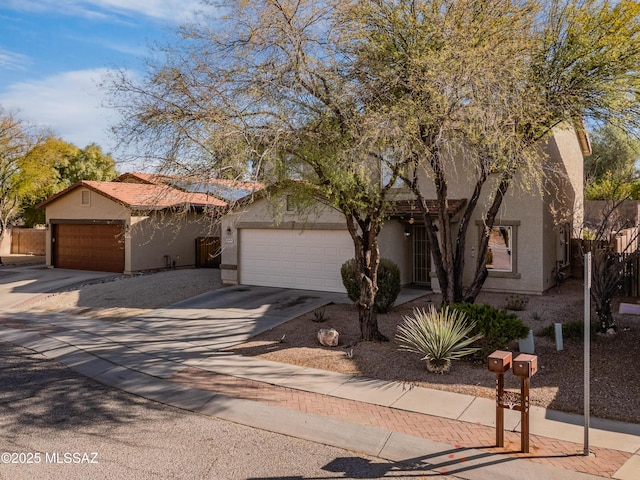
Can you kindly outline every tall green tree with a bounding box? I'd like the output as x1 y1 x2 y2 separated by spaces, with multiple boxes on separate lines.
587 124 640 184
585 124 640 200
348 0 544 305
20 140 118 226
57 143 118 187
19 137 80 226
0 107 46 238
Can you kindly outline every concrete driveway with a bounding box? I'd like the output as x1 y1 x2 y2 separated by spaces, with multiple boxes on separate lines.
125 285 351 350
0 265 117 310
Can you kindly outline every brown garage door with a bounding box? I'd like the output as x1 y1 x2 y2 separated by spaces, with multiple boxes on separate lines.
53 223 125 272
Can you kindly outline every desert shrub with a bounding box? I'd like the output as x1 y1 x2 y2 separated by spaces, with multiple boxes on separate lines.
396 306 483 374
340 258 401 313
503 294 529 311
539 320 598 340
451 303 529 359
312 307 327 323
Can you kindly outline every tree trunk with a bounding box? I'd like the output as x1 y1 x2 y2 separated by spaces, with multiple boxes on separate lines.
344 212 387 341
358 302 386 341
594 297 615 333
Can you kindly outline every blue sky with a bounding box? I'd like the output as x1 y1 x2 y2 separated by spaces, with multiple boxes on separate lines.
0 0 204 168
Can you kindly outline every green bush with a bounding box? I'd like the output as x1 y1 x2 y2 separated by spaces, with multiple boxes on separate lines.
340 258 401 313
340 259 361 302
539 320 598 340
451 303 529 359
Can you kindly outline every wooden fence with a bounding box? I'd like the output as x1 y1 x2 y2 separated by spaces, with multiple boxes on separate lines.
573 238 640 298
620 254 640 298
10 228 46 255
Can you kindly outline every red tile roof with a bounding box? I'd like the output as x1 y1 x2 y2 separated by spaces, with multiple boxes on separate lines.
116 171 262 190
37 180 227 210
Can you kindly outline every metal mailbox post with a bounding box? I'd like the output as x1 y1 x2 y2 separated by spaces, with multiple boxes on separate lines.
513 353 538 453
487 350 512 448
488 350 538 453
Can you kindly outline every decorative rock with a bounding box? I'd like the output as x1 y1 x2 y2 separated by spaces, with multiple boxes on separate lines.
317 328 339 347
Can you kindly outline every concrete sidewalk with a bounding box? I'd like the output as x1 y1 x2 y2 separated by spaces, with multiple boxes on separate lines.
1 286 638 480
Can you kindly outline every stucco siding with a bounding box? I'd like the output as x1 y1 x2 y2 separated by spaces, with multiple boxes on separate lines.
379 220 412 285
129 212 219 272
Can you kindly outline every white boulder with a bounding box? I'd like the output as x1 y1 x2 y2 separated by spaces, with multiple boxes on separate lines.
317 328 339 347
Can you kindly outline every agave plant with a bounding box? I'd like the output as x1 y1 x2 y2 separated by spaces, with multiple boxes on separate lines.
396 306 483 374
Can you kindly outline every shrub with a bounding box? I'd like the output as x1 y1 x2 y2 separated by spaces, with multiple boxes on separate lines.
396 306 483 374
451 303 529 359
340 258 401 313
503 294 529 311
312 307 327 323
539 320 598 340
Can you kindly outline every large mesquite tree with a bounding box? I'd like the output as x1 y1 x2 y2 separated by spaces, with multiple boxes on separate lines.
347 0 640 305
106 0 404 341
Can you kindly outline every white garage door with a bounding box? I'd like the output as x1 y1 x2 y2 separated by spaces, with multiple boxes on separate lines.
239 229 353 292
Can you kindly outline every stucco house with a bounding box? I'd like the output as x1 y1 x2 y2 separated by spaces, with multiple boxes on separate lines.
220 127 589 295
37 178 226 273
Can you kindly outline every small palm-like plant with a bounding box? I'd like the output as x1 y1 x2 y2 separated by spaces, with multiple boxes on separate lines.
396 306 483 374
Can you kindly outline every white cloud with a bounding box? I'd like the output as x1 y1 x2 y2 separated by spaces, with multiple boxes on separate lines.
86 0 205 21
5 0 205 23
0 69 118 152
0 48 30 71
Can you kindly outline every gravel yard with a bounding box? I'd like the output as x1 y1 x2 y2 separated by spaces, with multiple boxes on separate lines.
27 268 222 321
26 270 640 424
228 278 640 425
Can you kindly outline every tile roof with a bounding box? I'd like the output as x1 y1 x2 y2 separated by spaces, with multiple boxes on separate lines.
37 180 227 210
115 172 263 202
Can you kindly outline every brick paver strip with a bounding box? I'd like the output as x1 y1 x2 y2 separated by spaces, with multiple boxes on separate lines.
171 366 631 478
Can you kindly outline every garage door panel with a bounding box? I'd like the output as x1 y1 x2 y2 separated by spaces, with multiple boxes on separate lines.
240 229 352 293
54 223 124 273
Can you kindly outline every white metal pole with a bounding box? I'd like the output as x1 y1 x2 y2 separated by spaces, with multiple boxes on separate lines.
584 252 591 456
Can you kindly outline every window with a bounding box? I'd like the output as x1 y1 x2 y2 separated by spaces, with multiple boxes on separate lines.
81 190 90 206
285 195 296 212
380 157 404 189
479 220 520 277
486 226 512 272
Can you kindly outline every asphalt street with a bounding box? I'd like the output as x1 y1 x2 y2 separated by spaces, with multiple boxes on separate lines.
0 341 459 480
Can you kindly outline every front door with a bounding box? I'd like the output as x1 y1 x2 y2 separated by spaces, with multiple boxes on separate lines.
413 225 431 286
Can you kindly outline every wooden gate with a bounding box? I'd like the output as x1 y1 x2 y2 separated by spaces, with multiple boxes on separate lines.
196 237 221 268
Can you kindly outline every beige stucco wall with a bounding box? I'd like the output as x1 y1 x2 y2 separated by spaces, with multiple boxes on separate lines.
221 195 413 286
541 128 585 290
129 211 219 272
379 219 412 285
411 150 548 295
413 128 584 295
585 200 640 229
